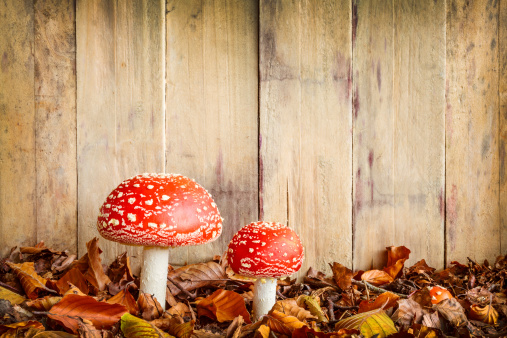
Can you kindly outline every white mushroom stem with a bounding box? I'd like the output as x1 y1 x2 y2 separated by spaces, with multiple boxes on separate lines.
253 277 277 320
140 246 169 310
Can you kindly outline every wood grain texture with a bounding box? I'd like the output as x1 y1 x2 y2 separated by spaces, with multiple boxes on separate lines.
500 0 507 253
34 0 77 253
0 0 36 256
259 0 352 274
165 0 259 265
353 0 446 270
446 0 500 264
77 0 166 272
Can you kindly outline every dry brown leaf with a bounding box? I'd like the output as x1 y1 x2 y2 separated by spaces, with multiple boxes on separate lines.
383 259 407 280
20 241 63 255
272 299 317 321
225 315 243 338
165 302 191 320
167 262 227 296
138 291 164 320
386 246 411 266
106 289 138 315
196 289 251 324
52 254 77 273
56 267 89 295
150 317 194 338
83 238 111 292
360 270 394 286
292 325 359 337
264 309 306 335
468 304 499 325
432 298 467 328
0 320 45 335
63 283 87 296
26 296 62 311
407 259 436 275
0 285 26 305
253 324 270 338
331 262 353 290
358 291 400 313
7 262 51 299
392 298 428 330
47 294 127 333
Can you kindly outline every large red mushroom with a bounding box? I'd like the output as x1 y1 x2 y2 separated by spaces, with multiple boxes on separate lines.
227 221 304 320
97 173 222 309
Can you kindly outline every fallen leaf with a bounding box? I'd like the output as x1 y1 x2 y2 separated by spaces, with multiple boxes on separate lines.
386 246 411 267
331 262 353 290
468 304 498 325
360 270 394 286
107 289 138 315
7 262 51 299
167 262 227 296
0 285 26 305
292 325 359 337
432 298 467 328
383 259 407 280
63 283 87 296
55 267 89 295
150 317 194 338
296 295 328 322
225 315 243 338
335 309 397 338
196 289 251 324
407 259 436 275
392 298 427 330
0 320 44 335
192 329 223 338
358 291 400 313
272 299 316 321
138 291 164 321
47 294 127 333
120 313 172 337
52 254 77 273
253 324 270 338
264 309 306 335
26 296 62 311
83 238 111 292
33 330 78 337
165 302 191 320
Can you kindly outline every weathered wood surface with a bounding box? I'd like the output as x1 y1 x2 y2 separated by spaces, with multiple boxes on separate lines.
35 0 77 253
353 0 445 270
165 0 259 265
259 0 353 275
446 0 500 264
77 0 166 272
0 0 36 256
500 0 507 253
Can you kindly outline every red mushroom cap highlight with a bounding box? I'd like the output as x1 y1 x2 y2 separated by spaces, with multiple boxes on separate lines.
227 221 304 278
97 173 222 247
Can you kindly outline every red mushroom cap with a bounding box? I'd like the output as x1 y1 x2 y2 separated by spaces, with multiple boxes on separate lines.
227 221 304 278
97 173 222 247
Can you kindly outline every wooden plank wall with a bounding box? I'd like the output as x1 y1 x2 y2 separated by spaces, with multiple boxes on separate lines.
0 0 505 274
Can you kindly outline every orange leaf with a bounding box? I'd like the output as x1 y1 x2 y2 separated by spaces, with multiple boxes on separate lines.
138 291 164 320
26 296 62 311
383 259 407 279
272 299 317 321
196 289 251 324
360 270 393 286
7 262 50 299
386 246 411 267
56 267 89 295
167 262 227 296
107 289 139 315
358 292 400 313
292 325 358 337
331 262 353 290
264 310 306 335
0 320 44 335
151 318 195 338
469 304 499 325
48 294 127 333
83 238 111 291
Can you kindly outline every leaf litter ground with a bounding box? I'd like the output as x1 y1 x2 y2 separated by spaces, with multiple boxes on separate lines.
1 238 506 337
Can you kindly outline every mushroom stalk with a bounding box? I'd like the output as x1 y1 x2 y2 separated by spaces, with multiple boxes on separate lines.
140 246 169 310
253 277 277 320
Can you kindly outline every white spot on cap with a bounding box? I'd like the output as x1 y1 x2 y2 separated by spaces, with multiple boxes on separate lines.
145 199 153 205
108 219 119 226
134 184 140 187
147 185 154 189
241 263 251 268
118 192 123 198
261 242 266 246
160 223 166 228
161 195 169 200
104 204 111 208
249 248 254 253
148 222 157 228
128 198 135 204
127 213 136 222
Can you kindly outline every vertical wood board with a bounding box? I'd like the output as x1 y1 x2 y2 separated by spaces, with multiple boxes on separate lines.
352 0 395 270
260 0 352 274
34 0 77 253
0 0 36 256
77 0 166 272
500 0 507 253
165 0 259 265
446 0 500 264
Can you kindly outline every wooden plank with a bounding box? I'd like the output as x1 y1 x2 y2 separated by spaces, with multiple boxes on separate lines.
353 0 446 270
500 0 507 253
0 0 36 256
34 0 77 253
446 0 500 264
352 0 395 270
166 0 259 265
77 0 166 272
259 0 352 274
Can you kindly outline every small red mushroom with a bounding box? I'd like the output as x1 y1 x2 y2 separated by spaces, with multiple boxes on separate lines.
227 221 304 320
429 285 453 304
97 173 222 309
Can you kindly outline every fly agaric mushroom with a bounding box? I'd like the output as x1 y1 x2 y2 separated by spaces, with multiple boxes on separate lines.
97 173 222 309
226 221 304 320
429 285 453 304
